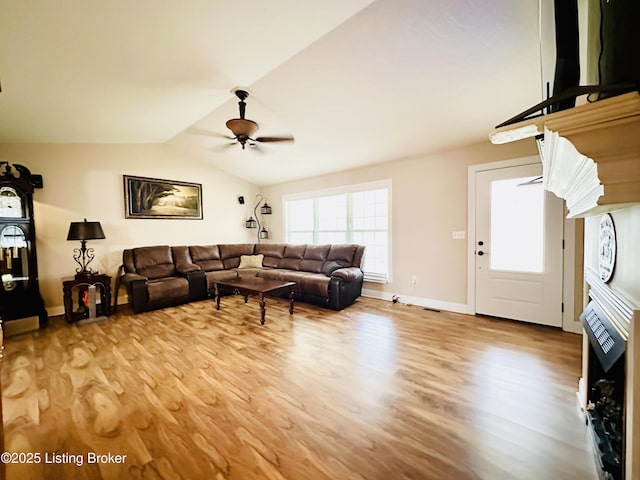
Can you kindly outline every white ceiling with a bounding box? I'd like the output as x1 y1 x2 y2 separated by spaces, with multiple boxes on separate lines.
0 0 544 186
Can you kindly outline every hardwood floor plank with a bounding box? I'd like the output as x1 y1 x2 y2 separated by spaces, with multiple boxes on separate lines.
1 297 597 479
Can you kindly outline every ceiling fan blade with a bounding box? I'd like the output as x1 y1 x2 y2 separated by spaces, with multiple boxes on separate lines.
255 135 294 143
209 142 237 153
248 143 266 153
187 126 235 140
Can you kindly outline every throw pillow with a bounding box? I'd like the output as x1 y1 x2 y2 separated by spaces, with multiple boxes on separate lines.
238 254 264 269
322 261 343 277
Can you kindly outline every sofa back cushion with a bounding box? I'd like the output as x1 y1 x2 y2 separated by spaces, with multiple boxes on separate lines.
132 246 177 279
219 244 255 269
171 246 192 268
326 244 358 268
254 244 286 268
279 244 307 270
189 245 224 271
299 244 331 273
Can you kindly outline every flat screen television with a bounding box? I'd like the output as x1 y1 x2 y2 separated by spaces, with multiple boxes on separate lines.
598 0 640 90
544 0 639 110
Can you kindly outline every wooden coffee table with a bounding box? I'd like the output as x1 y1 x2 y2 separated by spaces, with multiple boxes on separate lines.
213 277 296 325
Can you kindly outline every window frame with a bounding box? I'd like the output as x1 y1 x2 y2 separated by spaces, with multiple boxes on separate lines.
282 179 392 283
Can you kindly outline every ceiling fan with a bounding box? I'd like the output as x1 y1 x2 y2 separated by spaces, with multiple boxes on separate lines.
211 89 294 151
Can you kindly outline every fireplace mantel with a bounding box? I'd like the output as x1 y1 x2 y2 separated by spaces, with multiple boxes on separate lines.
489 92 640 218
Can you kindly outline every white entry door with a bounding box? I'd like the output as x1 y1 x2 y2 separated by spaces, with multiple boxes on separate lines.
475 163 564 327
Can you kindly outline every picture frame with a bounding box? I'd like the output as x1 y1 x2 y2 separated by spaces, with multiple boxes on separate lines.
123 175 203 219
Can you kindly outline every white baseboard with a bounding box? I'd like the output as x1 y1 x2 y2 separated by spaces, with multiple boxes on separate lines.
577 376 586 412
48 306 65 317
361 289 468 314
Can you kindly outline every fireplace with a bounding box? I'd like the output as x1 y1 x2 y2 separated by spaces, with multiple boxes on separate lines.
579 266 640 480
581 300 626 479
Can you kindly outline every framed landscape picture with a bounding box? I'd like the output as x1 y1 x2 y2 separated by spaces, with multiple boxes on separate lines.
123 175 203 219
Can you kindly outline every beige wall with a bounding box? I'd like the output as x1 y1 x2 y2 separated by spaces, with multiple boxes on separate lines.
0 143 260 315
262 139 538 312
0 138 542 317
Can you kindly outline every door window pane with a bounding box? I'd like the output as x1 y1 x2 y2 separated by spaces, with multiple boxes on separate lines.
490 177 544 273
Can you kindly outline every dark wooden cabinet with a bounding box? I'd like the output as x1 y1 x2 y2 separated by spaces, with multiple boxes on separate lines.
62 274 111 323
0 163 47 328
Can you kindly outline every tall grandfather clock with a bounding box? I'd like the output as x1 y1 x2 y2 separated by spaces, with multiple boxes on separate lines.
0 163 47 329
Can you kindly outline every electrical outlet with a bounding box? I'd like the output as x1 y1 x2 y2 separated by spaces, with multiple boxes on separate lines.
411 275 417 284
452 231 466 239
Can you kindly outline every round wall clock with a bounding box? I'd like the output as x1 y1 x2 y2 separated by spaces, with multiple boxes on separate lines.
598 213 616 283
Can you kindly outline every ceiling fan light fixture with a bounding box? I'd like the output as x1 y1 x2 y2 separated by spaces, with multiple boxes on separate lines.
225 118 258 138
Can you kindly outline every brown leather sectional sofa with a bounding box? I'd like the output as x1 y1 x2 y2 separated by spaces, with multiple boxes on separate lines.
118 243 366 313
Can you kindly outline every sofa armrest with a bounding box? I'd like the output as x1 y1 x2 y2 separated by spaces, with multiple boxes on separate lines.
119 272 149 313
176 263 201 274
331 267 363 282
120 272 148 286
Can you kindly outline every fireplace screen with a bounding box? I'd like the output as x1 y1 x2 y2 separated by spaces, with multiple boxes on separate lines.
581 301 626 480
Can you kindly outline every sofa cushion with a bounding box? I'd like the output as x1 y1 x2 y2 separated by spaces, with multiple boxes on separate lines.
327 244 358 267
190 245 221 261
255 244 286 268
304 244 331 261
276 271 329 298
322 261 343 276
147 277 189 302
238 254 264 269
296 273 330 298
171 246 193 268
284 244 306 259
279 258 302 270
255 270 329 298
138 264 174 280
255 269 287 281
279 244 306 270
133 245 172 268
204 269 239 289
194 259 224 272
219 244 255 269
133 246 176 279
299 259 324 273
233 268 263 278
189 245 224 271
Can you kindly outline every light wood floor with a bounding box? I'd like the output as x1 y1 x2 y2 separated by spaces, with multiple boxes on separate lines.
1 296 597 480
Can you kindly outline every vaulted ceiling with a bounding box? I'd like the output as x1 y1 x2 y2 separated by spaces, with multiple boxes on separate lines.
0 0 543 186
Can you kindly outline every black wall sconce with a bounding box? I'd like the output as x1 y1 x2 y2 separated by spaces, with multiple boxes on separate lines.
246 194 271 242
245 216 257 229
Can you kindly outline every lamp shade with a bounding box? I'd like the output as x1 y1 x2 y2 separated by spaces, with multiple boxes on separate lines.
67 219 105 241
245 216 258 229
260 202 272 215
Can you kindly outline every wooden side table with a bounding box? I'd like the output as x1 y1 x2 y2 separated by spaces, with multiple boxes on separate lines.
62 274 111 323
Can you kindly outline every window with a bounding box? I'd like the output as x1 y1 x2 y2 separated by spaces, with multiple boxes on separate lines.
490 176 544 273
284 180 391 282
